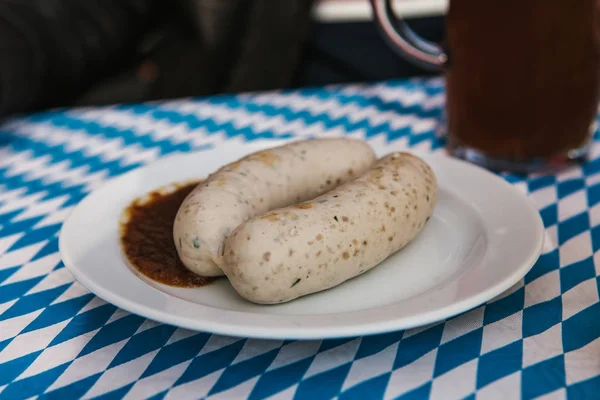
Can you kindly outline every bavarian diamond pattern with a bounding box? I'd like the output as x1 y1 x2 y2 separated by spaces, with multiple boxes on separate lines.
1 77 599 399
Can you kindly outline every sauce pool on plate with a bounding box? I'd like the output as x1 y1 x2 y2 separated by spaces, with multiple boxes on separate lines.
120 180 218 288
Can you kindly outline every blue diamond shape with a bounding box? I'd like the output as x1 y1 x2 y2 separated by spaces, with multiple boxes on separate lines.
147 390 168 400
586 183 600 208
294 362 352 400
560 257 596 293
0 215 44 239
108 324 177 369
8 224 61 252
249 356 313 400
528 176 556 192
476 341 523 389
567 375 600 399
0 284 69 321
558 213 589 245
484 287 524 325
175 339 245 386
91 382 135 400
525 250 559 284
521 355 565 399
504 174 527 184
591 225 600 251
40 372 102 400
0 362 70 399
394 324 444 370
208 348 280 396
0 337 11 353
50 304 117 346
319 337 357 353
0 266 19 285
0 209 24 225
31 238 59 262
141 333 211 379
523 297 562 338
434 328 483 377
539 204 558 227
338 372 391 400
355 330 404 360
386 127 411 142
396 382 432 400
78 314 145 357
557 179 584 199
0 350 43 386
22 293 94 334
562 301 600 352
583 156 600 175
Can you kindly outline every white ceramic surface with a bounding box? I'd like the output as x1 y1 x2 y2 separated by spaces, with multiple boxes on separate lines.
60 139 544 340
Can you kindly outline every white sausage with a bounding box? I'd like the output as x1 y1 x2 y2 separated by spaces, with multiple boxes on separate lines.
222 152 437 304
173 138 377 276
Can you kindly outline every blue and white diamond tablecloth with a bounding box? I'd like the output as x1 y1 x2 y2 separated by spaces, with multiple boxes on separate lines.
0 77 599 399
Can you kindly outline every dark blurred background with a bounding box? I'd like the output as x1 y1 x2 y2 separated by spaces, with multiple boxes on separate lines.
0 0 445 119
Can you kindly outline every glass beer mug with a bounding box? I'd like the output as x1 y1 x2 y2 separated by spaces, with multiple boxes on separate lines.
369 0 600 172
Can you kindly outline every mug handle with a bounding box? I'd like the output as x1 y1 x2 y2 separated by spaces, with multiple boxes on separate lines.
369 0 447 71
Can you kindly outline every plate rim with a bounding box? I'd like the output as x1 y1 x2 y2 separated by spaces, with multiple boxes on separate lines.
59 140 544 340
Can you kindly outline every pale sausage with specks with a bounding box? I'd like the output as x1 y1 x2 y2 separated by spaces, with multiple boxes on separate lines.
222 152 437 304
173 138 377 276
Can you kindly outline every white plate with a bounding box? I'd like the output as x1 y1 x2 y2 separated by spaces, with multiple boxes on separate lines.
60 139 544 340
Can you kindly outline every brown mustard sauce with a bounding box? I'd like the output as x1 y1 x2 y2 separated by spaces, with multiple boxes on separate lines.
120 181 218 288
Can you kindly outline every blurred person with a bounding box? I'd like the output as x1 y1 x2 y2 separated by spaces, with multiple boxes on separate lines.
0 0 443 119
0 0 315 117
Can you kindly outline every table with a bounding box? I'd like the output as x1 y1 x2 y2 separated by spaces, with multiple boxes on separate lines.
0 77 598 399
